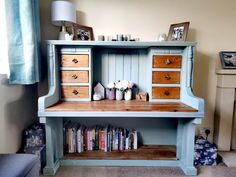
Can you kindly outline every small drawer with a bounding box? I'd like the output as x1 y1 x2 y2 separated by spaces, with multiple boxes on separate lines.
152 55 182 68
61 54 89 67
152 87 180 99
61 71 89 83
152 71 180 84
61 86 89 98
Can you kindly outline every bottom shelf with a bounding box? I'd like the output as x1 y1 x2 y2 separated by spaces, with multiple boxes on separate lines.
63 145 176 160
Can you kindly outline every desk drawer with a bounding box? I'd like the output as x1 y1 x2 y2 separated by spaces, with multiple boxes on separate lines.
61 86 89 98
152 71 180 84
61 71 89 83
61 54 89 67
152 87 180 99
153 55 182 68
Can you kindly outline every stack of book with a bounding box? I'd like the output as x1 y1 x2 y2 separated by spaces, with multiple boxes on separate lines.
63 121 138 153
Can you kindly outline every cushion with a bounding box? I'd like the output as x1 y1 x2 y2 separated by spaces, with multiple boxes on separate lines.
194 136 217 166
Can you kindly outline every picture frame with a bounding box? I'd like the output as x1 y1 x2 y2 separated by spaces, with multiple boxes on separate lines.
71 23 94 41
219 51 236 69
167 22 190 41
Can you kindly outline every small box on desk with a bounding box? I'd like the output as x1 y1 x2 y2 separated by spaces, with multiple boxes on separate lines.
135 92 148 101
24 145 46 172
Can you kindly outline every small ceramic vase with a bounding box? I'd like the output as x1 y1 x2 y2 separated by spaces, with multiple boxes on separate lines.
124 89 132 100
116 90 123 100
108 89 115 100
157 33 167 42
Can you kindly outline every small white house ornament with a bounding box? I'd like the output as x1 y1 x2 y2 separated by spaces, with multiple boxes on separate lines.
94 83 105 99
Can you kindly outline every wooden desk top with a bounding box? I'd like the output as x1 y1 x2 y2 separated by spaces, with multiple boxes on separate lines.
45 100 197 112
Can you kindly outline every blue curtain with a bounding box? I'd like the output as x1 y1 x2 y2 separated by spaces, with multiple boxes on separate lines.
5 0 41 84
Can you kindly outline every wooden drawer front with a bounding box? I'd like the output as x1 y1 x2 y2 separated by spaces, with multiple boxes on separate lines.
61 86 89 98
61 71 89 83
152 55 182 68
61 54 89 67
152 71 180 84
152 87 180 99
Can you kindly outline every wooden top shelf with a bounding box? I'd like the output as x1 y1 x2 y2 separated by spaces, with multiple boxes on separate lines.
63 145 176 160
47 40 196 48
45 100 197 112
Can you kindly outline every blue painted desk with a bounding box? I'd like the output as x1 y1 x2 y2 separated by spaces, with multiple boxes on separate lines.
38 41 204 176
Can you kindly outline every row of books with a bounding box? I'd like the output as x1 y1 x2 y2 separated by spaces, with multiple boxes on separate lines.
63 121 138 153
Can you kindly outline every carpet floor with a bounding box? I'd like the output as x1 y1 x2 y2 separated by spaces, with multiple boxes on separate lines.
41 166 236 177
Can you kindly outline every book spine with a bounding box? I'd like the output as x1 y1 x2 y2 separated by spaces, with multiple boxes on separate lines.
81 127 84 152
114 128 119 151
95 127 99 150
84 128 88 151
101 129 105 150
68 128 71 153
133 130 138 150
92 128 95 150
88 129 92 151
104 126 107 152
112 128 115 151
99 128 105 150
73 127 77 153
123 129 126 150
107 131 110 152
119 129 123 151
77 128 81 153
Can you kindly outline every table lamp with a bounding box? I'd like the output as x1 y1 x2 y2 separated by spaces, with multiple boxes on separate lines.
51 0 76 40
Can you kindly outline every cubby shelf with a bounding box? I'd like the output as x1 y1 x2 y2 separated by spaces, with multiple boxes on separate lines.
63 145 176 160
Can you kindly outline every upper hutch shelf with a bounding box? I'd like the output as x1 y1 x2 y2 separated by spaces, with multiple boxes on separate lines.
46 40 197 48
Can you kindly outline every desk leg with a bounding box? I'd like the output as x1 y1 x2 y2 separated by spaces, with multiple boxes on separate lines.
178 118 201 176
42 117 63 175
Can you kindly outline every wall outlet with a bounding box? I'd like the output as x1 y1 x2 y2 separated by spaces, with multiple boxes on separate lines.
200 127 211 140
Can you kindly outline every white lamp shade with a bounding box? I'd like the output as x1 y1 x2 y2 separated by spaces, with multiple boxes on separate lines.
51 0 76 26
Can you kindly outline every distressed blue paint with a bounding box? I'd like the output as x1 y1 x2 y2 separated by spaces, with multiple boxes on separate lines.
123 54 132 81
60 159 179 167
131 53 139 85
101 51 108 86
38 41 204 176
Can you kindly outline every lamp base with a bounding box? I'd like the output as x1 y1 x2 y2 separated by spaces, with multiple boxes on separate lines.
58 31 73 40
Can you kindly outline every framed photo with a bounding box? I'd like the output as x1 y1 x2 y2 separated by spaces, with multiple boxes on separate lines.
167 22 190 41
219 51 236 69
71 23 94 41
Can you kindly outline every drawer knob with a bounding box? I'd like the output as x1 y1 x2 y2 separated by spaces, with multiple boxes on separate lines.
72 90 79 95
72 58 78 64
164 74 171 80
164 90 170 96
72 74 78 79
165 59 172 65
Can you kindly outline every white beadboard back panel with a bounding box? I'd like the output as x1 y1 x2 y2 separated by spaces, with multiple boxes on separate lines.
93 49 148 92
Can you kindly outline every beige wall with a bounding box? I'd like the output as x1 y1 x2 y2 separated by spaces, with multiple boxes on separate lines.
40 0 236 142
0 75 38 153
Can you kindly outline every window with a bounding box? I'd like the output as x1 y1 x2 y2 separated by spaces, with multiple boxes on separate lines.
0 0 9 76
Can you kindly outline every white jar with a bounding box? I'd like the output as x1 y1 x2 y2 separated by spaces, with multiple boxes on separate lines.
116 90 123 100
124 89 132 100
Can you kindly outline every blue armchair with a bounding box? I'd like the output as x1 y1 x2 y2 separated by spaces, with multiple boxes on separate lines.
0 154 40 177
